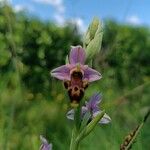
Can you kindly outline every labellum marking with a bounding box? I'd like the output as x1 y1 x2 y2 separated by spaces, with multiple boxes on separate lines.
64 68 89 107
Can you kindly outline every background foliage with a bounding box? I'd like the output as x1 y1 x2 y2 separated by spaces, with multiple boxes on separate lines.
0 5 149 150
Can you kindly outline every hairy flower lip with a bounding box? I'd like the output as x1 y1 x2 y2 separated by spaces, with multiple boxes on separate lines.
50 46 102 82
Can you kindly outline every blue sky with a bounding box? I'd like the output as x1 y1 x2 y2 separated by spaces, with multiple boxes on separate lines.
8 0 150 31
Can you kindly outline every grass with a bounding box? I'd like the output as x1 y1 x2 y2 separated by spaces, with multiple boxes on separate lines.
0 72 149 150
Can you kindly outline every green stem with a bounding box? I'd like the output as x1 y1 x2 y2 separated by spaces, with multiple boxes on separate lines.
69 102 82 150
69 128 79 150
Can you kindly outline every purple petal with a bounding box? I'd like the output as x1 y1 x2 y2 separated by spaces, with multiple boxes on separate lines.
86 93 102 110
83 67 102 82
40 136 52 150
51 65 70 80
69 46 86 65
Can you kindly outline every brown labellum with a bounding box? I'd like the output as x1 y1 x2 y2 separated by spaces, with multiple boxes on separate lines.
64 69 88 107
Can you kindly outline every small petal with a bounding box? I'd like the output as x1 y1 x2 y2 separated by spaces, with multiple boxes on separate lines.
81 106 88 118
84 67 102 82
93 111 111 124
40 135 52 150
66 107 88 121
40 135 48 145
66 109 75 120
86 93 102 110
51 65 70 80
99 113 111 124
69 46 86 65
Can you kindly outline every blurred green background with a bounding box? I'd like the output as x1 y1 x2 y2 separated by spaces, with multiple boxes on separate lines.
0 4 150 150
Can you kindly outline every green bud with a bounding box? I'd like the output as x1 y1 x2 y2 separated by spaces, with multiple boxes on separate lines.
65 55 69 64
83 17 103 62
89 17 99 40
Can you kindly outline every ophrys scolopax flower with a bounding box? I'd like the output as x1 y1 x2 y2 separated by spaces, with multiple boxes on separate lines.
51 46 102 106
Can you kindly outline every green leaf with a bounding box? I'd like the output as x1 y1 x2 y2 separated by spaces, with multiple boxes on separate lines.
76 110 105 142
79 111 91 132
85 110 105 136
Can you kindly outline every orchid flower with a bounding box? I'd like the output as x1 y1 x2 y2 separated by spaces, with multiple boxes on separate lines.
67 93 111 124
51 45 101 82
51 46 102 105
40 135 52 150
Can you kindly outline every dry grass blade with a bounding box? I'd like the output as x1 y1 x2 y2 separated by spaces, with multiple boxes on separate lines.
120 109 150 150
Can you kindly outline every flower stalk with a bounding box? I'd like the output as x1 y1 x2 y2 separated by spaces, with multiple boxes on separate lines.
69 128 79 150
69 104 82 150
